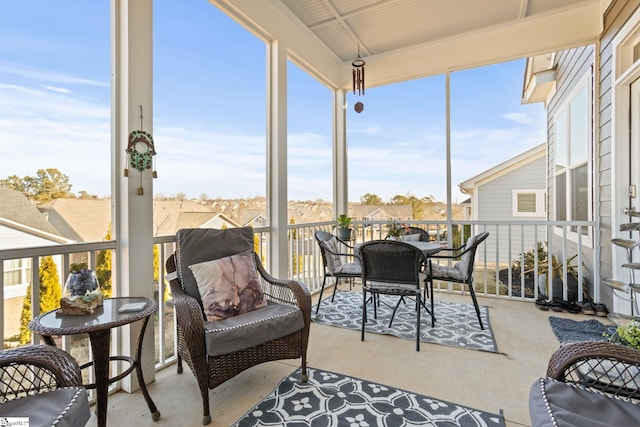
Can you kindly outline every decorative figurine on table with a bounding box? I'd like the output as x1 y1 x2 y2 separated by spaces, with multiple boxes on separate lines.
60 263 104 315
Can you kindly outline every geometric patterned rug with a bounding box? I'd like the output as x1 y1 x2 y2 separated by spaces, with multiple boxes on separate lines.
232 367 506 426
312 291 499 353
548 316 616 344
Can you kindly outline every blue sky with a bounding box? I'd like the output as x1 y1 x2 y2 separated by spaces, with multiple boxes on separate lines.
0 1 545 203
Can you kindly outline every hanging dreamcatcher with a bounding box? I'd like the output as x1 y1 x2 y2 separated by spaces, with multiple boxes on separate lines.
124 106 157 195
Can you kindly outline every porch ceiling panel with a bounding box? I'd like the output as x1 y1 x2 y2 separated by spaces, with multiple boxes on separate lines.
216 0 603 90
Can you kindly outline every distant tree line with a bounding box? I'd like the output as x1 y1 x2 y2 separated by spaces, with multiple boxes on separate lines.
0 168 97 202
360 192 436 220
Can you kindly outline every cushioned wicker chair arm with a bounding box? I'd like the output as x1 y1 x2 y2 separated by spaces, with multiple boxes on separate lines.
166 255 206 335
254 254 311 308
0 345 83 393
547 341 640 381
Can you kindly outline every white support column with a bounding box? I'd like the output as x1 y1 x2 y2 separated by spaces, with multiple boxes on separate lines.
333 89 348 216
111 0 155 391
266 41 288 277
445 72 453 244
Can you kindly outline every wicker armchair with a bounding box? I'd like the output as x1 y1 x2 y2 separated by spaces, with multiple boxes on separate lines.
166 227 310 425
0 344 90 427
529 341 640 426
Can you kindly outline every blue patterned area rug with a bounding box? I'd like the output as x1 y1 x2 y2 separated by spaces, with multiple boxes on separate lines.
233 367 505 427
312 290 499 353
548 316 616 344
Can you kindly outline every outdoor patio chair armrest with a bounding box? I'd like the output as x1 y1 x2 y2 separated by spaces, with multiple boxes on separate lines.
336 238 355 249
255 253 311 308
547 341 640 379
166 255 206 342
546 341 640 399
0 345 84 395
430 244 474 261
323 246 360 261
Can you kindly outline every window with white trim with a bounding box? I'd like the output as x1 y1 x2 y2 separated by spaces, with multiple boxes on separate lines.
3 258 31 298
512 190 546 217
553 74 592 236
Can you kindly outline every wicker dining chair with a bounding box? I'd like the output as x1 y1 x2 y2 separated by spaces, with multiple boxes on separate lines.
405 226 430 241
427 231 489 330
359 240 433 351
314 230 361 314
0 344 90 427
165 227 311 425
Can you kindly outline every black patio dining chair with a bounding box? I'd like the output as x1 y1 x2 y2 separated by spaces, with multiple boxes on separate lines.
405 226 430 241
427 231 490 330
359 240 433 351
314 230 362 314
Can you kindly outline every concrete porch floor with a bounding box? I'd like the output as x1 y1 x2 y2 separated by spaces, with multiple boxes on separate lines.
86 288 607 427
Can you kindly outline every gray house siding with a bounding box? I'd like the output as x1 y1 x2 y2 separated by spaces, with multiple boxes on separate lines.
544 44 597 300
596 0 640 307
476 156 547 265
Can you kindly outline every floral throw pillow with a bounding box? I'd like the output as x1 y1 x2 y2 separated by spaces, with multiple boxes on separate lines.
189 250 267 321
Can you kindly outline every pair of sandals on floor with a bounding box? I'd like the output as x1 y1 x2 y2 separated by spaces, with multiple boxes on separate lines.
536 297 608 316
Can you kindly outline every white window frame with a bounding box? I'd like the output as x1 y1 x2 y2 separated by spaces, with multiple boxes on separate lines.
512 189 546 217
3 258 31 298
552 72 593 245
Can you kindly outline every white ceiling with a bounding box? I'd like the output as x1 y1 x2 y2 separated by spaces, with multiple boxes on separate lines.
214 0 605 89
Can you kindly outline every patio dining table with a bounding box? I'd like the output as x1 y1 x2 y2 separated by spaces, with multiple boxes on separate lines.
354 240 443 261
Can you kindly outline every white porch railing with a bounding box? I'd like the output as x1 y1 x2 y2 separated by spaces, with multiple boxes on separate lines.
1 220 596 370
287 220 598 303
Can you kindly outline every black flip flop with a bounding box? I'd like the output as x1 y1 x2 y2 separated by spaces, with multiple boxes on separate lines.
560 300 581 314
535 298 549 311
547 299 563 312
593 303 608 317
577 301 595 315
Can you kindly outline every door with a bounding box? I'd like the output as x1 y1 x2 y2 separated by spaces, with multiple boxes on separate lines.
629 79 640 220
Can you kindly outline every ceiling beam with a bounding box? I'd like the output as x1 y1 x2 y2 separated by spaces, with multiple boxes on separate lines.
340 2 602 89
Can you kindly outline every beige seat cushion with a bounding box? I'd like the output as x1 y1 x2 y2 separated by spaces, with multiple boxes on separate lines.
430 263 465 281
400 233 421 242
333 262 361 275
321 237 344 272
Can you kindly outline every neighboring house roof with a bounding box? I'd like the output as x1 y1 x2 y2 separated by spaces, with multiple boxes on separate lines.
38 198 111 242
38 198 222 241
175 212 240 230
458 143 547 194
35 197 441 242
236 209 266 226
153 199 218 236
0 186 66 241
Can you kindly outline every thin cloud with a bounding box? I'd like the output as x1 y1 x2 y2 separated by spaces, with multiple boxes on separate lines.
0 61 108 87
502 112 533 125
42 85 72 94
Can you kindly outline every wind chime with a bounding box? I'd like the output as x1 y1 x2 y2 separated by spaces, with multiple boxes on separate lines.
124 105 157 195
352 45 365 113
